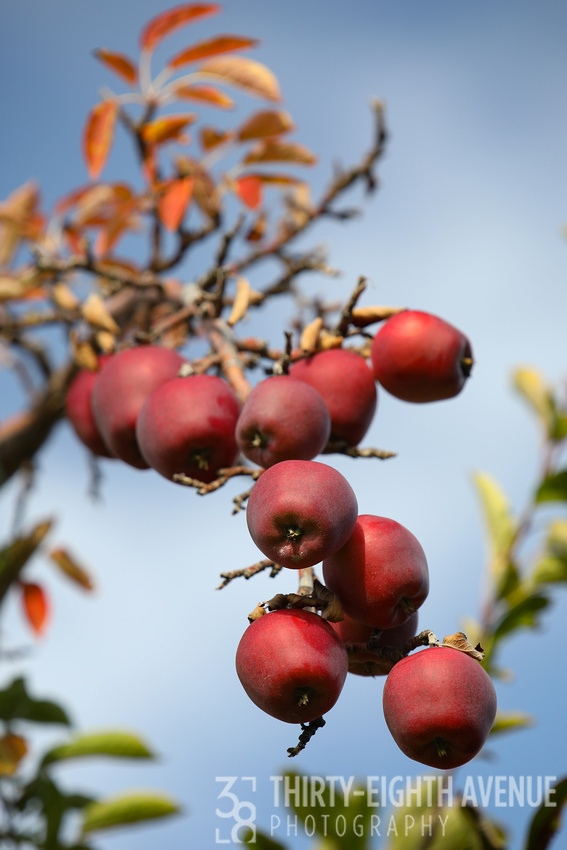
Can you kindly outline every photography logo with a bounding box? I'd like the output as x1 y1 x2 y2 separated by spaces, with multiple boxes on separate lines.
215 777 257 844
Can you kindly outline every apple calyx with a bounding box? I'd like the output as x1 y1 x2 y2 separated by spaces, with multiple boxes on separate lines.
434 737 449 758
296 688 311 707
461 356 474 378
285 525 304 542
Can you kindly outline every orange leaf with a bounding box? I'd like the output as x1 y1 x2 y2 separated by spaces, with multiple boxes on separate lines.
83 100 119 180
243 139 317 166
198 55 281 102
140 3 220 51
50 548 95 592
237 109 294 141
21 582 50 637
200 126 234 151
158 177 194 231
94 48 138 86
168 34 259 68
141 114 195 146
235 175 262 210
174 83 234 109
0 734 27 777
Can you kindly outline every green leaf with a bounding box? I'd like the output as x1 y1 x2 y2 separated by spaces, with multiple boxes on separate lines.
492 592 550 642
513 367 556 437
524 776 567 850
535 470 567 504
0 520 53 603
17 773 93 848
532 556 567 584
42 730 155 766
552 413 567 441
243 829 288 848
489 710 534 737
81 791 180 834
0 677 71 726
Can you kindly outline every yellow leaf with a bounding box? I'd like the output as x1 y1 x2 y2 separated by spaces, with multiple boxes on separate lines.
0 734 27 776
141 115 195 146
198 55 281 102
227 277 251 326
52 282 80 311
82 293 120 334
300 317 323 352
174 83 234 109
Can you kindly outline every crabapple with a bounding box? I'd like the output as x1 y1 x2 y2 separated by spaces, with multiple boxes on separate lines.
65 356 114 458
246 459 358 568
289 348 377 446
91 344 186 469
371 310 473 402
136 374 241 483
235 375 331 468
235 608 348 724
382 646 497 769
322 515 429 629
370 310 473 403
331 611 419 676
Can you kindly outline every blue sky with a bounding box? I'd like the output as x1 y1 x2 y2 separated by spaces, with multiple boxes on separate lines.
1 2 566 848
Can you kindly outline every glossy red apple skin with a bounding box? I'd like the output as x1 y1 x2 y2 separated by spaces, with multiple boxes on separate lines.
236 375 331 468
289 349 377 447
331 611 419 676
65 356 114 458
323 515 429 629
136 374 241 483
91 345 186 469
370 310 473 403
235 609 348 724
246 460 358 569
383 647 497 769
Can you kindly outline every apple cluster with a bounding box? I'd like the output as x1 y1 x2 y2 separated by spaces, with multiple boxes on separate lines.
65 309 497 769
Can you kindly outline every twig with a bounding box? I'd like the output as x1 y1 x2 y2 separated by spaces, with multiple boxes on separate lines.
216 560 281 589
323 440 397 460
287 717 326 758
173 465 262 495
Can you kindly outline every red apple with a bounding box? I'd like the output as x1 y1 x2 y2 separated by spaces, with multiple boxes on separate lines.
235 608 348 724
91 345 186 469
235 375 331 468
382 647 497 769
136 373 241 483
65 356 114 458
323 515 429 629
289 348 377 446
370 310 473 403
246 459 358 568
331 611 419 676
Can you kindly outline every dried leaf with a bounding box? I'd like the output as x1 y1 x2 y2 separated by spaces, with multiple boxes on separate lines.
141 115 195 146
174 83 234 109
0 182 42 265
245 211 267 242
158 177 194 231
52 282 80 311
177 157 220 219
244 139 317 166
234 175 262 209
94 48 138 86
50 548 95 592
82 293 120 334
318 331 344 350
0 733 27 776
199 126 234 151
168 34 259 68
313 579 344 623
247 603 266 623
83 100 119 180
350 305 406 328
140 3 220 51
237 109 294 141
300 318 324 353
227 276 251 326
70 333 99 371
441 631 485 661
21 582 50 637
95 331 117 354
198 55 281 102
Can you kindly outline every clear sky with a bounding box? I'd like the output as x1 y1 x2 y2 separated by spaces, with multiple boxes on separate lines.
1 2 566 848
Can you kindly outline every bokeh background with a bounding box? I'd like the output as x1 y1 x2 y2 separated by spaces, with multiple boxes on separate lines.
1 1 566 847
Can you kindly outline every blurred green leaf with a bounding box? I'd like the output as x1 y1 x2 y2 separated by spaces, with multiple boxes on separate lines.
551 413 567 441
489 710 534 737
81 790 180 834
513 367 556 437
492 593 549 642
18 773 93 848
244 829 288 848
532 556 567 584
42 730 155 766
0 677 71 726
532 519 567 584
0 519 53 603
472 472 518 595
524 776 567 850
535 470 567 504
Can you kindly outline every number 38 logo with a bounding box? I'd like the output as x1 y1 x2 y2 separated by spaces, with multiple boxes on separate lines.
215 776 257 844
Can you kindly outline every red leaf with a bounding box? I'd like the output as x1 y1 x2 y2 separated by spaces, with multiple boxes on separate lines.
168 35 259 68
174 84 234 109
158 177 195 231
83 100 119 180
21 582 50 637
140 3 220 52
235 175 262 210
94 49 138 86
